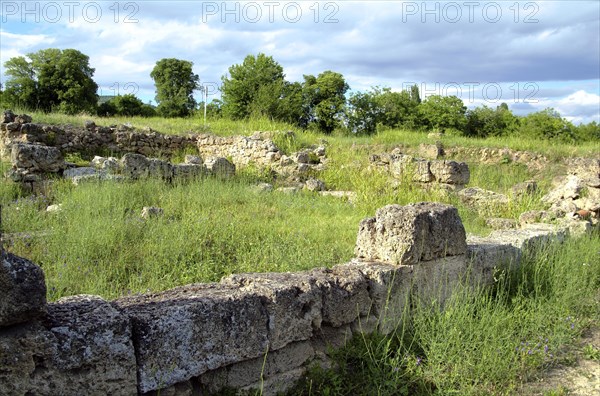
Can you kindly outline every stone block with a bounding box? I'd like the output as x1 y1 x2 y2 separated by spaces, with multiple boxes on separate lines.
355 203 467 265
115 283 270 393
11 143 65 173
199 341 314 392
0 252 46 327
340 260 413 335
429 160 470 185
0 295 137 395
223 272 323 350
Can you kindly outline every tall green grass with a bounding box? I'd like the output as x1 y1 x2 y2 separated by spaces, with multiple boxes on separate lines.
289 233 600 395
2 176 360 300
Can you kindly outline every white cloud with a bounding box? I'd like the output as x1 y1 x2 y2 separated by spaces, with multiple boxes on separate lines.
0 1 598 123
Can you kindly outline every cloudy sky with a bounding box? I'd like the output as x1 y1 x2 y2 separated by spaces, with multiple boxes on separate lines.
1 0 599 123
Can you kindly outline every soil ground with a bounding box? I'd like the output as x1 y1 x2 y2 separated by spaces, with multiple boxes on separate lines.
519 325 600 395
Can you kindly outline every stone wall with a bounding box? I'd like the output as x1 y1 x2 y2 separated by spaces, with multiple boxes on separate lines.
0 113 198 158
371 148 470 187
0 202 581 395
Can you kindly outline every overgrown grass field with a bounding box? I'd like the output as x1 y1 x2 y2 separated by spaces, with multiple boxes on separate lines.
1 112 598 394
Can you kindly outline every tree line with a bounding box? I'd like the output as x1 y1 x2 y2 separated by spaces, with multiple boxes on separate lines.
1 48 597 142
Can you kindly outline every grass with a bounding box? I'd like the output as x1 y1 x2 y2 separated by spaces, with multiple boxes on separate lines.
288 233 600 395
2 175 361 300
1 111 598 394
0 111 591 300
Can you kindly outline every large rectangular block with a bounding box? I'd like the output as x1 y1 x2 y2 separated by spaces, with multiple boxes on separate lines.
355 203 467 265
223 272 323 350
341 260 414 335
0 295 137 395
0 252 46 327
115 283 270 393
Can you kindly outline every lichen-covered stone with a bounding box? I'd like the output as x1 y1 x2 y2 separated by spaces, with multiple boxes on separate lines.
115 283 270 393
355 203 467 265
457 187 509 207
223 272 323 350
11 143 65 173
199 341 314 392
429 160 470 185
205 156 235 178
0 295 137 395
0 252 46 327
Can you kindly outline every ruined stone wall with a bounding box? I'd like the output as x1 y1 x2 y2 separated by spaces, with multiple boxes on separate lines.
1 202 579 396
196 133 282 168
0 121 198 159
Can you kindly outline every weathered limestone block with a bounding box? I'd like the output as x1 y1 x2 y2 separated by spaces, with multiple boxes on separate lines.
199 341 314 393
419 143 444 159
310 266 372 328
184 154 203 165
120 153 173 180
147 158 174 179
466 235 522 285
488 223 567 252
172 163 207 179
355 203 467 265
2 109 16 123
429 160 470 185
485 218 517 230
340 260 413 334
0 252 46 327
223 272 323 350
11 143 65 173
565 157 600 179
115 283 270 393
0 295 137 395
389 155 433 182
304 178 326 191
62 166 99 179
412 255 470 306
205 156 235 178
458 187 509 207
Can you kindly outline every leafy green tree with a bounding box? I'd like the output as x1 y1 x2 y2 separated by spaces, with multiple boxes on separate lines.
274 81 305 125
221 53 287 120
3 48 98 113
419 95 467 132
97 94 156 117
347 85 422 135
464 103 518 137
302 71 349 134
97 100 117 117
517 108 576 142
150 58 199 118
112 94 145 116
574 121 600 141
347 90 381 134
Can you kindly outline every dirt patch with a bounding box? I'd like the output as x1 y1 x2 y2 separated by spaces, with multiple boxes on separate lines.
519 326 600 395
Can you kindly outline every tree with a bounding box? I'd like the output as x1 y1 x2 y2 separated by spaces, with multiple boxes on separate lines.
3 48 98 113
419 95 467 132
347 85 422 134
575 121 600 141
221 53 287 120
464 103 518 137
517 108 576 142
97 94 156 117
151 58 199 118
302 71 349 134
347 90 381 134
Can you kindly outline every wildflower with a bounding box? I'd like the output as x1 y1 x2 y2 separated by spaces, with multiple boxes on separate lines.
544 345 549 353
416 357 422 366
